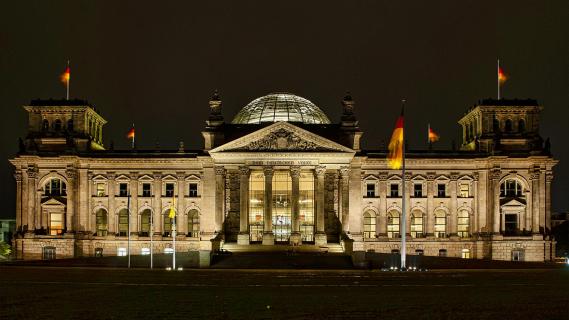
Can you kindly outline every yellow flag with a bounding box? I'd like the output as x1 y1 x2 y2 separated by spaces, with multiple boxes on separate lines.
168 196 176 218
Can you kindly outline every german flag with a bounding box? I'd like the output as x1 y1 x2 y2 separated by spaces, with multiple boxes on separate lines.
498 66 507 84
388 111 404 169
428 124 439 143
60 66 70 84
126 126 135 140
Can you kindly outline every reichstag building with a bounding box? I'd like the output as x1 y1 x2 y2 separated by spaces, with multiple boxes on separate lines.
10 92 557 264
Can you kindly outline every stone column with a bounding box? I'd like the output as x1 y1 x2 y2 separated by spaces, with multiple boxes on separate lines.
314 166 327 245
545 172 553 233
531 170 540 234
426 172 435 237
26 166 38 233
449 172 459 237
378 172 388 237
129 172 139 235
108 173 116 234
262 167 274 245
14 171 22 233
65 168 76 233
490 169 501 234
289 166 302 245
339 167 350 233
214 167 225 234
21 169 29 233
77 168 89 233
539 170 546 234
152 173 162 235
472 172 479 234
86 172 93 233
36 190 43 231
177 172 186 235
238 166 250 245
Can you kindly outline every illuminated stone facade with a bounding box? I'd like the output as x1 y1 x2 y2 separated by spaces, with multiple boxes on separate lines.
10 94 557 263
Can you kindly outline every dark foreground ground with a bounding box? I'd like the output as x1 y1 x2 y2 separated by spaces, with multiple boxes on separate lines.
0 266 567 320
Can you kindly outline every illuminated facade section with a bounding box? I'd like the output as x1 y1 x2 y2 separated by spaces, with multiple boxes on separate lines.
10 94 557 264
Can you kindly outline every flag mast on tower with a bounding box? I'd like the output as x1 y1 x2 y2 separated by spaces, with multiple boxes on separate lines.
60 60 71 100
497 59 507 100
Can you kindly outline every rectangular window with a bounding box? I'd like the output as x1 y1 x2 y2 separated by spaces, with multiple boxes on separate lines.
366 183 376 197
390 184 399 197
413 184 423 197
189 183 198 197
119 183 128 197
437 184 446 197
504 214 518 235
49 213 64 235
142 183 151 197
117 248 127 256
141 248 150 256
96 183 106 197
165 183 175 197
459 183 470 197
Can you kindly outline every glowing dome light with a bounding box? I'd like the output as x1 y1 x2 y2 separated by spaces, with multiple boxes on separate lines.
231 93 331 124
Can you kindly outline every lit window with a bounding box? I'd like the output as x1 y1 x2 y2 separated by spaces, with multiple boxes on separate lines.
512 249 524 261
141 248 150 255
363 211 376 239
387 210 400 238
96 183 106 197
413 183 423 197
165 183 175 197
459 183 470 197
140 209 152 236
164 248 174 254
457 210 470 238
49 212 64 235
461 249 471 259
118 209 129 236
390 184 399 197
249 171 265 242
96 209 108 236
189 183 198 197
119 183 128 197
117 248 127 256
437 184 446 197
366 183 376 197
188 209 200 237
163 214 173 236
434 210 446 238
44 178 67 197
142 183 151 197
411 211 423 238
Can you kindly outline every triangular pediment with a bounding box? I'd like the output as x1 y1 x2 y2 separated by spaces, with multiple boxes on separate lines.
501 198 527 207
210 122 354 153
41 197 66 207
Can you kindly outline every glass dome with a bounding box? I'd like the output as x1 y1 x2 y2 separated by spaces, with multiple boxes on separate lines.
231 93 331 124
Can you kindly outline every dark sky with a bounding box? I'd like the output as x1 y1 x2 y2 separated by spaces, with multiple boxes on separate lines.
1 1 568 218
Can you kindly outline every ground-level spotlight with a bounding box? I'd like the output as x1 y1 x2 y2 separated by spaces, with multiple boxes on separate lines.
166 267 172 271
177 267 183 271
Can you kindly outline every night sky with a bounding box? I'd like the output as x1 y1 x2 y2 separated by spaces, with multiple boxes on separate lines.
1 1 567 218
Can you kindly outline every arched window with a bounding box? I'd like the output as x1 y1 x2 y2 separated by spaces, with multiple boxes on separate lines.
363 211 376 239
163 210 174 236
140 209 152 236
411 210 423 238
118 209 129 237
457 210 470 238
96 209 108 236
67 119 74 132
505 119 513 132
44 178 67 196
387 210 400 238
54 119 62 131
42 119 49 131
500 179 523 197
434 210 447 238
188 209 200 238
518 119 525 132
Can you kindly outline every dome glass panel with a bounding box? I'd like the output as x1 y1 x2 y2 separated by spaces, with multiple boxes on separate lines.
231 93 331 124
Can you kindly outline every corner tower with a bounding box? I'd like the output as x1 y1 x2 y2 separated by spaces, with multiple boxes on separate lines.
21 99 106 153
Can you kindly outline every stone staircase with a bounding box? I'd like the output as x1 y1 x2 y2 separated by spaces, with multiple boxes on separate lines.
220 242 344 254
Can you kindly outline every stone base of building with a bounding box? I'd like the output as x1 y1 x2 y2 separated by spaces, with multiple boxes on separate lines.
289 232 302 246
262 232 275 245
237 233 250 245
314 232 327 246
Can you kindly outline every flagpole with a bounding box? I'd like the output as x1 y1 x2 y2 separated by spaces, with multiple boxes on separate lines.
131 123 135 149
127 191 131 269
497 59 500 100
66 60 70 100
401 99 407 270
172 195 176 270
150 204 153 269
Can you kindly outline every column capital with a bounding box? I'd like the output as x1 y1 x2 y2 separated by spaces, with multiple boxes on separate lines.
450 172 460 181
263 166 274 178
404 172 412 180
545 172 554 183
315 165 326 177
489 169 501 180
152 172 162 180
238 166 250 176
339 166 350 178
107 172 116 180
214 166 226 176
176 172 186 180
529 169 540 181
426 172 436 181
378 171 389 180
26 166 38 179
290 166 301 178
472 172 479 181
129 172 139 180
14 170 22 182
